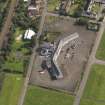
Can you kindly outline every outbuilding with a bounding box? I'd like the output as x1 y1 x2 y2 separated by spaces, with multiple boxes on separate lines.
24 29 36 40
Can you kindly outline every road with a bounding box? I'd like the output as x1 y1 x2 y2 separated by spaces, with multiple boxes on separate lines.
0 0 18 49
37 0 47 38
73 21 105 105
17 1 47 105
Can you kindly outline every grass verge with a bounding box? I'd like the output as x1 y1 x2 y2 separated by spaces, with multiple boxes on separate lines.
0 74 23 105
24 85 74 105
96 31 105 60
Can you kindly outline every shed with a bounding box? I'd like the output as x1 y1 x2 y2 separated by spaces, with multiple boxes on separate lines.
24 29 36 40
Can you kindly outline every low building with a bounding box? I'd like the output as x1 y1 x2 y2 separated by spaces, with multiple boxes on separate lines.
24 29 36 39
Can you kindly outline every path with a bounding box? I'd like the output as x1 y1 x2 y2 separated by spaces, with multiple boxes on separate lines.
73 20 105 105
0 0 18 49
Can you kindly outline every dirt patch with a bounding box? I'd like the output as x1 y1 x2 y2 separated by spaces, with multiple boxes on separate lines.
29 17 96 93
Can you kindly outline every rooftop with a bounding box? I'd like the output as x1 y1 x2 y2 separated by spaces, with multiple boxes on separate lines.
24 29 36 39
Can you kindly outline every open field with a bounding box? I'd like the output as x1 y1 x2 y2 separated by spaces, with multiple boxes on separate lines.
24 85 74 105
0 74 23 105
96 31 105 60
80 64 105 105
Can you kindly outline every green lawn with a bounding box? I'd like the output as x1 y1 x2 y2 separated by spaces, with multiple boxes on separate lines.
96 31 105 60
0 74 23 105
80 64 105 105
47 0 60 12
24 86 74 105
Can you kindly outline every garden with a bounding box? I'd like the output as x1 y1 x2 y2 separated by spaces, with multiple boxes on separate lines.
0 0 40 73
1 28 31 73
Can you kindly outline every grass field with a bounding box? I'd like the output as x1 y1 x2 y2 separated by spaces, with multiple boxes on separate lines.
0 74 23 105
24 86 74 105
80 98 105 105
96 31 105 60
80 64 105 105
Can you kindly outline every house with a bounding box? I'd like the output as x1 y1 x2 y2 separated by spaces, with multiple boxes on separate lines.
28 0 44 17
24 29 36 39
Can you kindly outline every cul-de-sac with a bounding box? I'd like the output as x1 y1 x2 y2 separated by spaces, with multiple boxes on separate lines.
0 0 105 105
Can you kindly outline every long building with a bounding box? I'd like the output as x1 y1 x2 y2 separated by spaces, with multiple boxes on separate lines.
53 33 79 79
